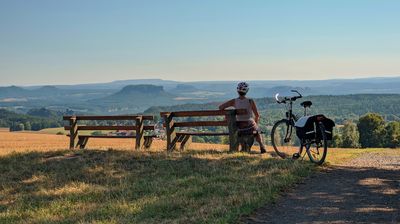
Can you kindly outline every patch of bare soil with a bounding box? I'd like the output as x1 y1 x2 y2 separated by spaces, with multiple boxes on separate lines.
242 154 400 224
42 153 82 162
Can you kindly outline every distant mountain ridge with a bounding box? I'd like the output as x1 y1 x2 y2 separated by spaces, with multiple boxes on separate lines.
0 85 64 97
0 86 31 97
115 85 167 95
1 76 400 115
99 85 175 101
87 84 178 113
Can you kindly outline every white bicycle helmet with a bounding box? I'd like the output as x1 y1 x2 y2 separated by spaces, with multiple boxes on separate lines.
237 82 249 94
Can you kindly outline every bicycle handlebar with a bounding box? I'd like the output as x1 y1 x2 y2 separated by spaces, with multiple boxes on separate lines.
275 90 302 104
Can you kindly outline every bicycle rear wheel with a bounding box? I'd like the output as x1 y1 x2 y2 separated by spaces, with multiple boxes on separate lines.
271 119 300 159
306 123 328 165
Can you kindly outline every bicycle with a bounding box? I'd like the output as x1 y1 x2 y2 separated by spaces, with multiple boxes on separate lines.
270 90 334 165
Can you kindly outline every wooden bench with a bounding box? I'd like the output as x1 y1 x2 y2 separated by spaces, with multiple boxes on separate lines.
160 109 252 152
63 115 156 150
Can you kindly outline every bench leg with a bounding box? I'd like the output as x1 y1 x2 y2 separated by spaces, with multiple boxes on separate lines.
168 136 179 151
180 135 192 150
144 137 153 149
77 137 89 149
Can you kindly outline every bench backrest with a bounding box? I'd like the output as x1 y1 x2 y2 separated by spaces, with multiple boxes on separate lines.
160 109 246 151
63 115 155 131
63 115 155 149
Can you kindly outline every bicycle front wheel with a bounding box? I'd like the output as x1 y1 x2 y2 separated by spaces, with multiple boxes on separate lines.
271 119 300 159
306 123 328 165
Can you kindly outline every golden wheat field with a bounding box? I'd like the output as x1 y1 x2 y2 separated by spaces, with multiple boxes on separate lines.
1 129 395 164
0 130 229 156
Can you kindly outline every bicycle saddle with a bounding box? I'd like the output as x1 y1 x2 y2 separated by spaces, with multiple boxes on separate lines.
300 101 312 108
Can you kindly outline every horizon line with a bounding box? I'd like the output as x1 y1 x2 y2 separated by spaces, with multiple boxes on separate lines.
1 75 400 88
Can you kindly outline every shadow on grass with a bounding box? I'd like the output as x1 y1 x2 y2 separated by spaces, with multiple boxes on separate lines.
0 149 314 223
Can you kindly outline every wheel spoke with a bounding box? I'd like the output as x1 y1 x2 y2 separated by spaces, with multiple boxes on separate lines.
306 123 328 165
271 120 301 159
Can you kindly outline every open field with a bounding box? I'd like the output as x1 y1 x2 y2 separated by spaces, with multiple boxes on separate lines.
0 131 398 223
38 127 67 135
0 131 229 156
38 127 115 136
1 130 395 164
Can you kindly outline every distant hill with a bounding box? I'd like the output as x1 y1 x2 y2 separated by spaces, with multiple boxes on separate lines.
32 86 61 95
99 84 175 101
27 108 63 118
1 76 400 114
0 85 64 98
169 84 200 93
53 79 180 90
167 84 226 100
0 86 31 98
88 85 178 113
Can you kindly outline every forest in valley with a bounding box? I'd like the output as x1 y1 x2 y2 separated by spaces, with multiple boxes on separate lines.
1 94 399 148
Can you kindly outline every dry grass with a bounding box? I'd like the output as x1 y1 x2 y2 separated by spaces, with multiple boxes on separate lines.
0 149 315 223
1 131 397 223
0 131 315 223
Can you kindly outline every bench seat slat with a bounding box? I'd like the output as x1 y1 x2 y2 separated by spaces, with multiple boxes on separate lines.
67 135 156 138
174 121 227 127
176 132 229 136
63 115 154 121
64 125 155 131
160 109 246 117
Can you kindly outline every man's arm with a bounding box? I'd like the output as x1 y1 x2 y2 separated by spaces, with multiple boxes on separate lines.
219 99 235 110
250 99 260 123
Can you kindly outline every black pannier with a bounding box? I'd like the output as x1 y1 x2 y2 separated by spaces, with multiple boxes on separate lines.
295 115 335 140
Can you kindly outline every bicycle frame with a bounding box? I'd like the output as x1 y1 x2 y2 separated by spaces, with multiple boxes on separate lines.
284 101 297 124
278 93 321 147
272 90 328 164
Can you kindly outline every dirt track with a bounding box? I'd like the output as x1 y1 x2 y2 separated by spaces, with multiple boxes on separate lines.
243 153 400 224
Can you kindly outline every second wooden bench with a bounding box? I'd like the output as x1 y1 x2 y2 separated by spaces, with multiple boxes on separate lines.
160 109 248 151
63 115 156 149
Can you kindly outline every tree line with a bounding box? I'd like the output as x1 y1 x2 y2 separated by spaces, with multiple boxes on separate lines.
0 108 64 131
331 113 400 148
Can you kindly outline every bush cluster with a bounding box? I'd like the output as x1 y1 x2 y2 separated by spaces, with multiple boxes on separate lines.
331 113 400 148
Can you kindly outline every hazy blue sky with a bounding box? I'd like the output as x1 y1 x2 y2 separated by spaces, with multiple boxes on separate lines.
0 0 399 85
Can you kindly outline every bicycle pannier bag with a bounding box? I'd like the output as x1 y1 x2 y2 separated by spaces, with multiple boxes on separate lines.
295 115 335 140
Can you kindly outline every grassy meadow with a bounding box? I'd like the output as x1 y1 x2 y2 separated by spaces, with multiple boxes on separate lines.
0 130 397 223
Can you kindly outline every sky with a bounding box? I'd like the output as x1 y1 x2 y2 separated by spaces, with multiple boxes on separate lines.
0 0 399 86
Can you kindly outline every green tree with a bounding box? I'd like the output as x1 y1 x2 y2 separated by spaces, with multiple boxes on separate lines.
341 120 359 148
91 131 105 136
10 122 25 131
330 133 342 148
193 136 205 143
357 113 385 148
12 122 25 131
384 121 400 148
24 121 32 131
221 136 229 144
17 123 25 131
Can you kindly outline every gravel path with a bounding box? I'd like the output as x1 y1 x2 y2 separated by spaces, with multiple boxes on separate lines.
242 153 400 224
